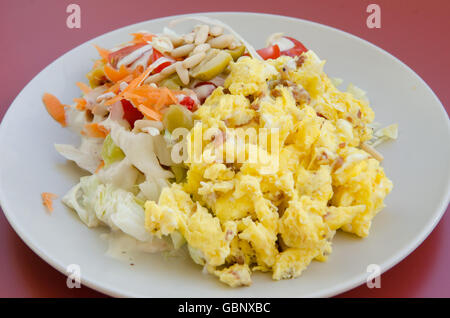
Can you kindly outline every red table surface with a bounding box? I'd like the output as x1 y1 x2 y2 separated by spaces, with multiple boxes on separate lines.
0 0 449 298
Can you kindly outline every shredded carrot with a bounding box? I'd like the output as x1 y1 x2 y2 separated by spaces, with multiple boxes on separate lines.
126 86 177 119
94 45 110 62
137 104 162 121
131 66 144 78
123 92 146 102
105 81 123 94
100 61 178 121
133 65 145 74
131 33 155 44
123 74 136 82
154 94 166 110
83 123 109 138
42 93 67 127
95 160 105 173
105 81 121 94
104 64 130 83
105 95 123 106
105 65 152 106
42 192 57 213
73 97 87 111
76 82 92 94
164 87 177 104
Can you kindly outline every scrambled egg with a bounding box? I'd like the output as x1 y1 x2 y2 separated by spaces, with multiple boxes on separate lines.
144 51 393 287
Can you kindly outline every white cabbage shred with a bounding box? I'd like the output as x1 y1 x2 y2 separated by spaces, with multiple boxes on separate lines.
63 174 161 244
55 137 103 174
109 121 173 179
62 174 101 227
368 124 399 147
347 83 369 103
345 84 397 147
96 157 139 192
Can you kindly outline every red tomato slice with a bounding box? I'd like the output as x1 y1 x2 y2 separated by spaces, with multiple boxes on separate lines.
179 96 196 111
121 99 144 127
257 44 281 60
280 36 308 57
152 61 171 74
150 49 172 74
108 43 146 68
152 49 164 62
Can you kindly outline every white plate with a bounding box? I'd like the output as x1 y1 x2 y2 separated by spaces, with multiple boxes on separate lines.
1 12 449 298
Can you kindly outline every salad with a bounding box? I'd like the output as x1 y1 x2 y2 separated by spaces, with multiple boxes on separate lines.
42 17 397 287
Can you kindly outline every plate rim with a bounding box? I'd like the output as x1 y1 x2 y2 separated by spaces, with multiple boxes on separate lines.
1 11 449 298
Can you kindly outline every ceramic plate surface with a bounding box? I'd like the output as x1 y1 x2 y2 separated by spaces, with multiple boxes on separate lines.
1 12 449 297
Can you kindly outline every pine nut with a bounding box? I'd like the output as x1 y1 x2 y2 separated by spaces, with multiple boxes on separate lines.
208 34 234 49
96 92 116 103
175 63 190 85
166 34 184 47
182 52 206 69
194 25 209 45
144 73 165 84
193 43 210 54
228 41 238 50
183 32 195 44
171 44 195 58
151 36 173 53
361 142 384 162
160 62 178 75
210 25 224 37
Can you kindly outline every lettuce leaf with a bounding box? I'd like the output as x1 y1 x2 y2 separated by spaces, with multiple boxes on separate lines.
63 175 153 242
62 175 101 227
55 137 103 173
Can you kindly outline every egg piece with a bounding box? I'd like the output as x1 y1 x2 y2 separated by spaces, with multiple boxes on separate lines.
227 235 256 266
225 56 278 96
196 87 256 127
324 205 366 231
213 191 254 221
258 87 298 143
183 162 209 200
332 148 393 237
184 202 231 266
295 165 333 205
214 263 252 287
289 51 325 99
272 248 320 280
203 163 235 181
239 220 279 268
254 197 279 233
289 106 322 151
144 184 195 237
279 196 331 250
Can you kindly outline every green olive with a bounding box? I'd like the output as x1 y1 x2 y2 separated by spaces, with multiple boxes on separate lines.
101 134 125 166
170 164 188 183
226 46 246 61
190 49 232 81
86 64 106 88
162 104 194 133
159 74 183 90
